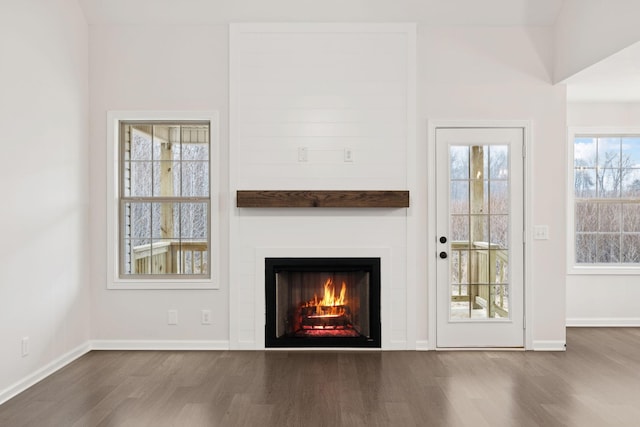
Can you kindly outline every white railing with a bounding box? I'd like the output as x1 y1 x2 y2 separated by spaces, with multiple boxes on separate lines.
450 241 509 317
132 241 208 275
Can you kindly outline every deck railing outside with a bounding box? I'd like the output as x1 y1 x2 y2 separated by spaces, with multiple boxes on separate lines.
450 241 509 318
131 241 208 275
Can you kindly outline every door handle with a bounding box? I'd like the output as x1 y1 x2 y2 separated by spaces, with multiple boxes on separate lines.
439 251 448 259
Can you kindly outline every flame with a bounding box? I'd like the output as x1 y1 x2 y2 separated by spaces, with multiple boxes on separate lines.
303 277 347 315
319 277 346 307
296 277 354 334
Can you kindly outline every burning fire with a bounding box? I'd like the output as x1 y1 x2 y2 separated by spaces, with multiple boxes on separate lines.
303 278 347 316
295 277 358 337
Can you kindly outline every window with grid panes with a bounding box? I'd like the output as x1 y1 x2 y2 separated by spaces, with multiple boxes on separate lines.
120 121 210 278
573 134 640 265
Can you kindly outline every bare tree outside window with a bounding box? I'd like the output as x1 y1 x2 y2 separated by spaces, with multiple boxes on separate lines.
574 136 640 264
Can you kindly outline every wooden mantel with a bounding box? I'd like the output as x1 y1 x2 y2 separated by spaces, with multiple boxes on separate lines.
236 190 409 208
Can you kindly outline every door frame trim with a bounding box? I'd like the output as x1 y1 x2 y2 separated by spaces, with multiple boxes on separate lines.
427 120 533 350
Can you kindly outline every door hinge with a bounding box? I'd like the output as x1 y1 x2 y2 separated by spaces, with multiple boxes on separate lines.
522 142 526 158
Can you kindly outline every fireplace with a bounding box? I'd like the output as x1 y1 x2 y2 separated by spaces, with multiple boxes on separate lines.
265 258 381 348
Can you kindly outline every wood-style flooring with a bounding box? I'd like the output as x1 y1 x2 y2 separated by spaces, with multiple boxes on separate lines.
1 328 640 426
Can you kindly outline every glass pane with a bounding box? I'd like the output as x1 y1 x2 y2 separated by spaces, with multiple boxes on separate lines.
152 161 181 197
468 146 485 180
576 201 598 232
576 233 597 263
150 239 173 274
492 249 509 284
622 137 640 166
469 250 489 284
130 126 152 160
126 239 153 274
598 137 621 169
621 169 640 197
489 145 508 179
153 125 181 160
623 204 640 232
176 240 209 274
181 131 209 161
450 181 469 214
450 249 469 285
596 234 620 263
180 203 208 239
622 234 640 263
125 202 151 239
151 202 179 239
574 137 596 168
474 285 491 319
469 180 487 214
482 146 489 179
447 142 512 322
450 299 471 320
489 285 509 318
490 215 508 248
129 161 153 197
181 162 209 197
598 203 621 232
489 181 508 214
574 168 596 198
597 168 621 198
450 146 469 179
450 285 508 319
450 215 469 244
469 215 489 242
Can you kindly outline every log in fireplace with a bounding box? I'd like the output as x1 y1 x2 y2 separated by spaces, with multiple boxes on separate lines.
265 258 381 348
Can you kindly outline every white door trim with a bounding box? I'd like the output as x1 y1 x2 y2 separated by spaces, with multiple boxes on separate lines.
427 120 533 350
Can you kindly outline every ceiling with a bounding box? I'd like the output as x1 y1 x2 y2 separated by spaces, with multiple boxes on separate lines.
77 0 564 26
77 0 640 102
564 41 640 102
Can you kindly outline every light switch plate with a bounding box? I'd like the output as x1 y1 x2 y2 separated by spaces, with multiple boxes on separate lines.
533 225 549 240
168 309 178 325
298 147 308 162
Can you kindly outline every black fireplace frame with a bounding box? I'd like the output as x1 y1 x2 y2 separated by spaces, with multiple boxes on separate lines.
265 257 381 348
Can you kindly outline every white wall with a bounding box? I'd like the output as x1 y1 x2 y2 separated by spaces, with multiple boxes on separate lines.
554 0 640 83
88 25 231 345
0 0 90 401
229 24 415 350
566 102 640 325
88 22 566 350
420 26 567 348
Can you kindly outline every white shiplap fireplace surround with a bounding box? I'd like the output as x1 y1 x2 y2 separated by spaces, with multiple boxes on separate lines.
229 23 417 350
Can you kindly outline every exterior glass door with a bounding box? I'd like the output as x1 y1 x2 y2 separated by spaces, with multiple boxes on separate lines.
436 128 524 348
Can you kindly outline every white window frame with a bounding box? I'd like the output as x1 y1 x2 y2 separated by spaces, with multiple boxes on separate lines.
107 111 220 289
567 126 640 275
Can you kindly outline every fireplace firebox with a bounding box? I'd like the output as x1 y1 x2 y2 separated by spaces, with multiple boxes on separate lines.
265 258 381 348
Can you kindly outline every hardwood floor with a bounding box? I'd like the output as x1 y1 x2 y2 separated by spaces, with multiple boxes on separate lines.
2 328 640 426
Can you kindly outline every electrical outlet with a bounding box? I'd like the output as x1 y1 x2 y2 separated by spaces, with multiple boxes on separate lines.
201 310 212 325
168 310 178 325
21 337 29 357
344 148 353 162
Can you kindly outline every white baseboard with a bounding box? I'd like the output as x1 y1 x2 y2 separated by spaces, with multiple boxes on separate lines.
90 340 230 351
0 342 91 405
566 318 640 327
532 340 566 351
415 340 431 351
